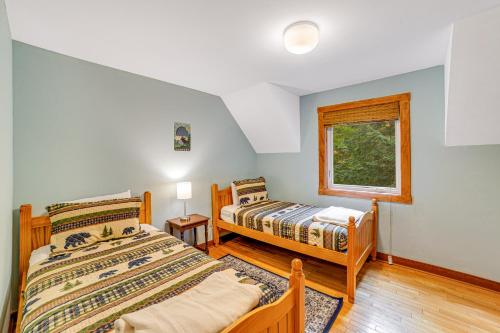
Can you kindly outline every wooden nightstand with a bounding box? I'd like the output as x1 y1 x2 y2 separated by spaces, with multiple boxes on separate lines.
166 214 209 253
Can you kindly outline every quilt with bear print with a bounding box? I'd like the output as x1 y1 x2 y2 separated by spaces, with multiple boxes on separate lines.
46 197 143 254
20 230 278 333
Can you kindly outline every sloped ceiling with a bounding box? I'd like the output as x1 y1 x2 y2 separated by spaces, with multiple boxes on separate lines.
7 0 500 96
445 6 500 146
222 83 300 153
5 0 500 152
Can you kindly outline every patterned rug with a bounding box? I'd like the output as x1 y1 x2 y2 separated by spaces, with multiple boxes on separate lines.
219 255 343 333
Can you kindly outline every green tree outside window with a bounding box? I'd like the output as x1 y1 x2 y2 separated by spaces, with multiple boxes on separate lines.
332 121 396 188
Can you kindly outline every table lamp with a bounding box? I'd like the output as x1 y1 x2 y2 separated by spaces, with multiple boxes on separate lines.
177 181 192 222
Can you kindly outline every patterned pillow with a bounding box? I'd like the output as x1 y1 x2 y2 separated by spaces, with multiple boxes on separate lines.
47 197 142 253
233 177 268 206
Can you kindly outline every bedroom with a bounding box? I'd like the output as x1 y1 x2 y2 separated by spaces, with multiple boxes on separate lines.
1 1 500 332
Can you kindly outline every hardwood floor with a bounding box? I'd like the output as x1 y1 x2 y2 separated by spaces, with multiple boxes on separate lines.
209 236 500 333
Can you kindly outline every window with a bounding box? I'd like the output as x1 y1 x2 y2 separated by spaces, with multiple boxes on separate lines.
318 93 412 203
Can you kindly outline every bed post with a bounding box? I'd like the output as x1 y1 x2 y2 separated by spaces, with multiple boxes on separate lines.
17 204 33 332
144 191 152 225
19 204 32 283
371 199 378 261
347 216 356 303
289 259 305 333
211 184 220 246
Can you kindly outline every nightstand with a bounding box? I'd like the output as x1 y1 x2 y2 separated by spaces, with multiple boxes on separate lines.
166 214 209 254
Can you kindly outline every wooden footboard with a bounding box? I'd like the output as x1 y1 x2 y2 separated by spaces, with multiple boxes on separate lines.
211 183 378 303
223 259 305 333
346 198 378 302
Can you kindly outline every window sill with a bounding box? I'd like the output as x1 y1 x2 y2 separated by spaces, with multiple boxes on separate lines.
319 187 412 204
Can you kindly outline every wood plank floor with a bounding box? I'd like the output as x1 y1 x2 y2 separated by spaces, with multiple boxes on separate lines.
209 236 500 333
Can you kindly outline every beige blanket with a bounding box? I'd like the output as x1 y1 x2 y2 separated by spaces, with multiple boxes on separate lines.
313 206 364 227
114 269 263 333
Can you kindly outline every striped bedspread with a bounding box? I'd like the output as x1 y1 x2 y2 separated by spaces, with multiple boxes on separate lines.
21 230 277 333
234 201 348 252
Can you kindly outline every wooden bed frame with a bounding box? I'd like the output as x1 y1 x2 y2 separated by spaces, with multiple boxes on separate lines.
16 192 153 333
211 184 379 303
222 258 305 333
16 191 306 333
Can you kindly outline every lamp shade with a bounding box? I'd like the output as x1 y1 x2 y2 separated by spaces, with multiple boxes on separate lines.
176 182 192 200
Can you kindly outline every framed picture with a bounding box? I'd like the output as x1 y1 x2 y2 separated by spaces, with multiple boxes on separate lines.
174 122 191 151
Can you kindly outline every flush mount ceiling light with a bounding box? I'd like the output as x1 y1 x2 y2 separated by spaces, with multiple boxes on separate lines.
283 21 319 54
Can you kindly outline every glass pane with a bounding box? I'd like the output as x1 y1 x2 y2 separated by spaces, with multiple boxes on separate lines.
333 121 396 188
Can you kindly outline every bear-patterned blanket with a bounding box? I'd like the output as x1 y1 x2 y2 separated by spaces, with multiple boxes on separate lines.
20 230 276 333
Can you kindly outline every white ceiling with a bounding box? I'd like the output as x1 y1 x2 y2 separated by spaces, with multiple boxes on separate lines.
5 0 500 96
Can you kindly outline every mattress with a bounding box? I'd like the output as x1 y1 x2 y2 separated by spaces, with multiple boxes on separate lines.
232 200 348 252
221 204 239 223
20 230 279 333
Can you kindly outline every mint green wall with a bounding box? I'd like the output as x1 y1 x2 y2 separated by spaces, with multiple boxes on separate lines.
0 0 12 329
257 66 500 281
12 43 499 298
13 42 257 286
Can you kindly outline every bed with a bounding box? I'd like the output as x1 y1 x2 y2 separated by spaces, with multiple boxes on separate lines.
211 185 379 303
17 192 306 333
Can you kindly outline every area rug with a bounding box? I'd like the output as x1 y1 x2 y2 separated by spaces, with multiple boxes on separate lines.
219 255 343 333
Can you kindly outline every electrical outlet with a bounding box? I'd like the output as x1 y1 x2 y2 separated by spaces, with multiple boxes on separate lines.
388 255 393 265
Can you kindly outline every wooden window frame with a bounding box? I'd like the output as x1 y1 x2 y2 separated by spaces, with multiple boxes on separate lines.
317 93 412 204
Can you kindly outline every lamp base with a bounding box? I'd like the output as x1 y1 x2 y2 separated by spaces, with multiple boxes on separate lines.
180 200 190 223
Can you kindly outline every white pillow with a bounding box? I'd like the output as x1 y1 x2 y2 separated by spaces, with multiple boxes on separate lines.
66 190 131 203
29 245 51 266
140 224 159 233
230 182 239 206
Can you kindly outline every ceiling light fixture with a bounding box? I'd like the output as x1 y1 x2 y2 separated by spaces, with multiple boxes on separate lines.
283 21 319 54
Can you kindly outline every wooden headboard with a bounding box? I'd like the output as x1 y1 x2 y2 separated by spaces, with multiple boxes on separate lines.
18 191 152 281
211 184 232 220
